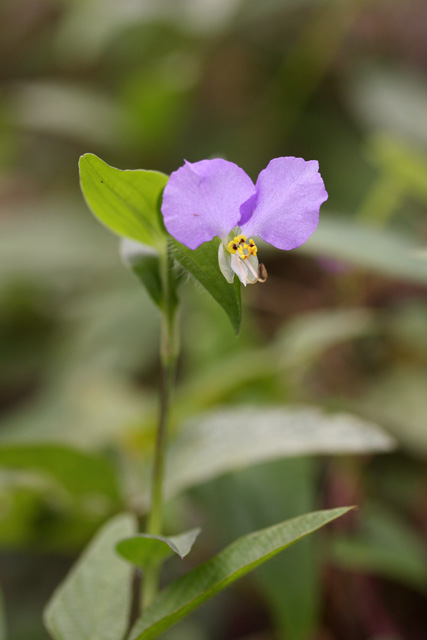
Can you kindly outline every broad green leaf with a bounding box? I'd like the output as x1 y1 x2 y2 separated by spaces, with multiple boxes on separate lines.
165 406 395 499
117 528 201 570
301 214 427 285
44 513 137 640
129 508 352 640
79 153 168 247
0 443 120 502
170 238 241 334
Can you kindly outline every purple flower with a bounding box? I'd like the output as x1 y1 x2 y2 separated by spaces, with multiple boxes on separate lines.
161 157 328 285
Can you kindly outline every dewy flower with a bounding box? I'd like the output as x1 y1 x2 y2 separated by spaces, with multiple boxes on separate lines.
161 156 328 286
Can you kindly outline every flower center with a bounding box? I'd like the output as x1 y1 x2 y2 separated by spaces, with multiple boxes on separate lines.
227 235 257 260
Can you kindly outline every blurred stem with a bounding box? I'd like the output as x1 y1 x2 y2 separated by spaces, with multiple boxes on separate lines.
143 248 179 610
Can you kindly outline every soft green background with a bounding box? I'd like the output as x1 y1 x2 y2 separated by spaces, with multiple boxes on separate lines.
1 0 427 638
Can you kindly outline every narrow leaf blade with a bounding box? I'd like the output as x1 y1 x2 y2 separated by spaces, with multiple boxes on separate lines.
79 153 168 247
117 528 201 569
44 514 137 640
129 507 352 640
170 238 241 334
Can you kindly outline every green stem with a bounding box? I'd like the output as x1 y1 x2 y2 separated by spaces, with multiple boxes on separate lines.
142 249 178 610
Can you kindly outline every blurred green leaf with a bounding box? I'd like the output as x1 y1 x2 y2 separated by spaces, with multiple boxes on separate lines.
302 214 427 284
129 508 352 640
194 458 320 640
332 504 427 592
0 443 120 502
0 198 116 286
165 406 395 498
44 513 136 640
384 301 427 357
170 238 241 334
0 370 151 448
277 308 375 371
0 472 50 547
79 153 168 247
368 134 427 203
117 528 201 569
5 81 126 147
355 366 427 457
347 64 427 147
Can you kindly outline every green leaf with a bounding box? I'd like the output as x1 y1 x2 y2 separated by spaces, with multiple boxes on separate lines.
121 238 164 308
347 64 427 147
368 133 427 203
117 528 201 570
79 153 168 247
355 365 427 456
301 214 427 285
170 238 241 335
129 507 352 640
44 513 137 640
165 406 395 499
0 443 120 502
276 308 375 371
120 238 179 314
194 458 319 640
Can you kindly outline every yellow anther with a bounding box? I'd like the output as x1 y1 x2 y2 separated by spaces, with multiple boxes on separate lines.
227 235 258 260
248 239 258 256
227 239 239 254
228 234 250 254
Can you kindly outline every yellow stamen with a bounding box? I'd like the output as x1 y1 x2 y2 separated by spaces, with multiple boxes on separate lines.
227 239 239 254
248 239 257 256
227 235 257 260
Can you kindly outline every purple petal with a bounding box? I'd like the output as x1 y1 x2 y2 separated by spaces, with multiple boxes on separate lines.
162 159 256 249
240 157 328 250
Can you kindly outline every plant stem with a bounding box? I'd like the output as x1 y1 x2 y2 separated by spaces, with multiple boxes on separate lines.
142 249 178 610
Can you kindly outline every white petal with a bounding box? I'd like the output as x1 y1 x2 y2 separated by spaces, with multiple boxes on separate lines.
230 253 249 286
246 255 259 283
218 243 235 283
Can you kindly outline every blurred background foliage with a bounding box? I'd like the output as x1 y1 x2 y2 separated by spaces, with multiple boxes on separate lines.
0 0 427 638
